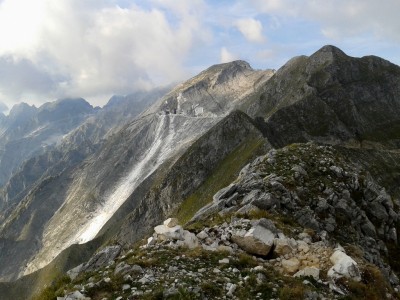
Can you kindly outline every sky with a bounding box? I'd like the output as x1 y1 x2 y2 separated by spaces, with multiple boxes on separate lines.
0 0 399 111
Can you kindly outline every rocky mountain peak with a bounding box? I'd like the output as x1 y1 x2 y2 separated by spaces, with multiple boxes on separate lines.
147 60 273 118
7 102 37 122
203 59 252 73
309 44 348 64
35 98 93 124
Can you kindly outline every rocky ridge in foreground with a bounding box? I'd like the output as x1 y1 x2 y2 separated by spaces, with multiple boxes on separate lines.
40 143 400 300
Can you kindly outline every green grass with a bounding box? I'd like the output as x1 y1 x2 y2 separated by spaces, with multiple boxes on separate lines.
176 136 265 224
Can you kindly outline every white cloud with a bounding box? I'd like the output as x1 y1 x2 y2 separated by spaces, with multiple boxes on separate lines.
250 0 400 42
220 47 238 63
235 18 265 43
0 0 209 106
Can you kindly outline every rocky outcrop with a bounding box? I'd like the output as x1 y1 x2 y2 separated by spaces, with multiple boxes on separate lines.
190 142 400 288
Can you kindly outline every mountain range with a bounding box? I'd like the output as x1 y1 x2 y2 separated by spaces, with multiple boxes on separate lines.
0 45 399 299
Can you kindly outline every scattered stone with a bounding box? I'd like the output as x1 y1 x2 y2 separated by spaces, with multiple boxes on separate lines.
154 224 183 240
297 240 310 254
168 266 178 272
213 268 221 273
182 230 199 249
294 267 320 280
232 218 277 256
131 264 144 273
227 283 237 297
219 258 229 264
114 261 131 275
281 257 300 274
327 250 361 281
257 273 266 284
274 238 293 256
147 236 156 246
196 230 208 240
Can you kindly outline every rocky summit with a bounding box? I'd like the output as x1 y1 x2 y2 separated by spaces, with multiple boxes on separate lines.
0 45 400 300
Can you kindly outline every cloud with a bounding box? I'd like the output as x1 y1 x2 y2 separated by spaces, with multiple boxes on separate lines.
220 47 238 63
235 18 265 43
0 0 209 106
0 56 65 105
250 0 400 42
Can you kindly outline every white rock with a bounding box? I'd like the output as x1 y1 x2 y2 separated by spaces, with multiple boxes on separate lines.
163 218 179 228
213 268 221 273
138 276 151 284
147 236 156 246
281 258 300 274
274 238 293 256
219 258 229 264
196 230 209 240
294 267 320 280
327 250 361 281
122 284 131 291
227 283 237 297
182 230 199 249
297 240 310 254
232 223 276 256
154 225 183 240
